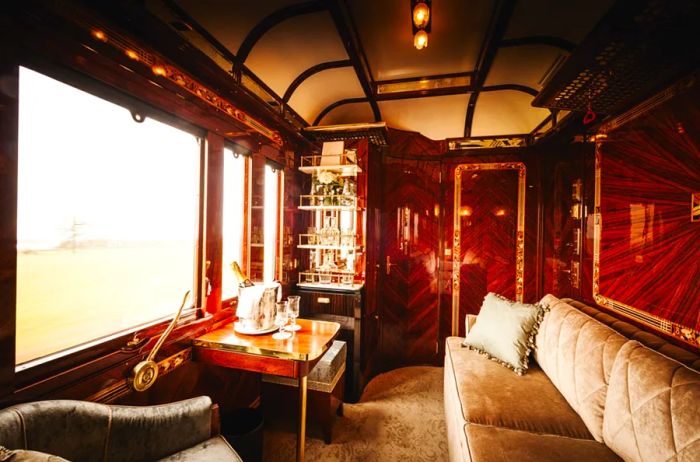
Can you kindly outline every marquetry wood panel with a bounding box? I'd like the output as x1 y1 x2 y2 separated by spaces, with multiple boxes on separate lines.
594 85 700 346
379 157 441 368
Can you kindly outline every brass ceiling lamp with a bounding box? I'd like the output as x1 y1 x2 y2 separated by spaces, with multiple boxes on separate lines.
412 1 431 50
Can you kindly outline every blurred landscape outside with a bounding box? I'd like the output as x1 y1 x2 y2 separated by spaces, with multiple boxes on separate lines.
16 67 200 365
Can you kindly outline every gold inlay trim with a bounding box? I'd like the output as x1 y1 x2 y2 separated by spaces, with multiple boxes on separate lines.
79 22 282 146
593 148 700 347
452 162 526 336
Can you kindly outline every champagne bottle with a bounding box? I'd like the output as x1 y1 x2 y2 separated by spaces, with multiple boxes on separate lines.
231 261 254 288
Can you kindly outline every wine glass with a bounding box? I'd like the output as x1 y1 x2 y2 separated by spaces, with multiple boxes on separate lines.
272 301 291 340
286 296 301 331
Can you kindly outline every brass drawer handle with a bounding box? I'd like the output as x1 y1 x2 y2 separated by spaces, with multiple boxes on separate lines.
317 297 330 304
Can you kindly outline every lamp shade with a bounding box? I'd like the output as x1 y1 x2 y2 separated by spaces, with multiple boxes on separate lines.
414 29 428 50
412 2 430 29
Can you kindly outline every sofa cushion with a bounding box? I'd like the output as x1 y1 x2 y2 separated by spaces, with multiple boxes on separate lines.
603 341 700 462
535 295 628 442
464 424 621 462
462 293 545 375
0 447 68 462
445 337 592 440
157 436 242 461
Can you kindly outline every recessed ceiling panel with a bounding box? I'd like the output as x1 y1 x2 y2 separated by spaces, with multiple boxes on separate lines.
505 0 616 44
288 67 365 123
175 0 303 54
317 102 376 126
378 94 470 140
349 0 493 81
471 91 550 136
485 45 567 89
244 11 348 97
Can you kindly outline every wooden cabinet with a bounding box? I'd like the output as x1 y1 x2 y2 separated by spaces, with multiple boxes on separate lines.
297 286 365 402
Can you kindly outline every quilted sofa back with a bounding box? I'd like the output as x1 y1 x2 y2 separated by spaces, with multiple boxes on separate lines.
603 341 700 461
534 295 628 442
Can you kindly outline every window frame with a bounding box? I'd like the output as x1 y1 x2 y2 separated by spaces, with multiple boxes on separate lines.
9 61 208 382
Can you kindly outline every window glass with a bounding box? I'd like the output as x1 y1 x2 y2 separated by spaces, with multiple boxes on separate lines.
263 164 280 283
221 148 246 299
16 66 200 366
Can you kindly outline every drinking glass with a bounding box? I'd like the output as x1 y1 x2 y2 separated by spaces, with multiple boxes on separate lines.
286 295 301 331
272 301 291 340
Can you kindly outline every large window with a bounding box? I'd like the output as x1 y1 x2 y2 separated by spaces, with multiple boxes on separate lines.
16 67 201 367
221 148 247 299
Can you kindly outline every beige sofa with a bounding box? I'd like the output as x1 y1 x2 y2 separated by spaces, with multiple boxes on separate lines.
444 294 700 462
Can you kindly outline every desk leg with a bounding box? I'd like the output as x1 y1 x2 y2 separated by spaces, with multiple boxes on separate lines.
297 374 308 461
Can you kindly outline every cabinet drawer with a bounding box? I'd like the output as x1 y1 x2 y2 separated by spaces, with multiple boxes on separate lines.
297 288 361 318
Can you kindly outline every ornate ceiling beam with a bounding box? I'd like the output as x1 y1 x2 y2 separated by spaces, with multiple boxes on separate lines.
326 0 381 122
500 35 576 53
463 0 518 137
283 59 352 103
313 97 368 126
237 1 327 63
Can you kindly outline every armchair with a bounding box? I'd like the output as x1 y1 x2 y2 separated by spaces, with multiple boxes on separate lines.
0 396 241 461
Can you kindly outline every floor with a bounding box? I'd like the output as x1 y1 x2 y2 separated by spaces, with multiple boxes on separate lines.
263 366 448 461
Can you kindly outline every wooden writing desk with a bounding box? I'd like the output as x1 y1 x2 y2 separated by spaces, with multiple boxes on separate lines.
193 318 340 462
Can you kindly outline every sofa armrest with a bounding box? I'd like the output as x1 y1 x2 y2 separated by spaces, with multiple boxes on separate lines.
465 314 478 335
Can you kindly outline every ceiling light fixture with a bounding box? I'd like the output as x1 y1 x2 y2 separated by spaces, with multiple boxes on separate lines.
414 29 428 50
411 0 432 50
412 2 430 28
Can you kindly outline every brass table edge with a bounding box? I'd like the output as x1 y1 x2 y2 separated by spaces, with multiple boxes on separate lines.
192 339 335 362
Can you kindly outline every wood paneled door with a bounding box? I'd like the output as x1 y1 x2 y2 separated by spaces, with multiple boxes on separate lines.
378 158 442 368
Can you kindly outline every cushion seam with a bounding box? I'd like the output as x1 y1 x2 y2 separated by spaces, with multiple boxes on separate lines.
447 339 470 423
465 422 597 442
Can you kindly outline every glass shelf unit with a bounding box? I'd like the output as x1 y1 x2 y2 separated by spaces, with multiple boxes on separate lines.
297 152 364 290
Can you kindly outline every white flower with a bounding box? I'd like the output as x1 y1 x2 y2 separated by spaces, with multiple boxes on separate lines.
317 170 337 185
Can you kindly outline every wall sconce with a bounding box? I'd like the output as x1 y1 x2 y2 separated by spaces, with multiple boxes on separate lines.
411 0 431 50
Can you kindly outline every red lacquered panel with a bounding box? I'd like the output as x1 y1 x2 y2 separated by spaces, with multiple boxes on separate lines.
597 86 700 344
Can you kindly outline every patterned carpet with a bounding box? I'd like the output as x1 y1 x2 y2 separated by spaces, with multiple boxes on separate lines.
263 366 448 461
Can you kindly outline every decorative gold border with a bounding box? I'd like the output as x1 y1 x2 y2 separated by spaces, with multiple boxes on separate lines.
593 148 700 347
83 24 282 146
452 162 526 336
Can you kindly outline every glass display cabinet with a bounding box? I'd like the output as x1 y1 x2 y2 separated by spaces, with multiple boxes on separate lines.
297 151 365 290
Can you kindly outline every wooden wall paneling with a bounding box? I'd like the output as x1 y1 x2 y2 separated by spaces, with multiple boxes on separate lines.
441 150 540 339
0 59 18 396
205 133 225 313
378 156 442 368
592 85 700 347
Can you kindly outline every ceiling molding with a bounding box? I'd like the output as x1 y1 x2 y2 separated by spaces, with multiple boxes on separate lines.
236 0 327 63
500 35 576 53
313 97 368 125
463 0 518 137
482 84 539 97
326 0 381 122
283 59 352 102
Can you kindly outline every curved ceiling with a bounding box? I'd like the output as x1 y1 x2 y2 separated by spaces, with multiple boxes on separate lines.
157 0 617 141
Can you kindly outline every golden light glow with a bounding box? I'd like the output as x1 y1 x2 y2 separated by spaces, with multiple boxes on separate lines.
151 65 167 76
414 30 428 50
460 206 472 217
91 29 107 42
412 2 430 29
125 49 139 61
495 208 506 217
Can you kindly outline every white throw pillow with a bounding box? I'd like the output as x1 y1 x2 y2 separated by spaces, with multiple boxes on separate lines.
462 293 547 375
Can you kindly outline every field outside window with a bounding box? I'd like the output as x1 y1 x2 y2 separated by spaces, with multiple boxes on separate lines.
16 67 200 366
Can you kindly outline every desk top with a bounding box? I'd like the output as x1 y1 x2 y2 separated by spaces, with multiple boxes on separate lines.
192 318 340 362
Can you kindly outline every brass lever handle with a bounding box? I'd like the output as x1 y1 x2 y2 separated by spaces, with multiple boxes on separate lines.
131 290 191 392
